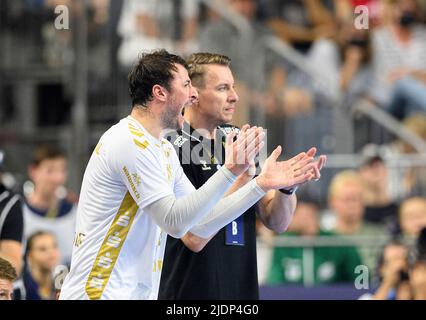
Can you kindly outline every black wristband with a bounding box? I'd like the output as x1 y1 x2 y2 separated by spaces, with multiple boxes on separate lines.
279 186 298 195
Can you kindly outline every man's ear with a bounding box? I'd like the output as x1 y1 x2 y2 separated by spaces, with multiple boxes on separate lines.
152 84 168 102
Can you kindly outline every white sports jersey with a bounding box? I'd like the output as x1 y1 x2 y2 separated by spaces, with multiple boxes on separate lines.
59 116 195 300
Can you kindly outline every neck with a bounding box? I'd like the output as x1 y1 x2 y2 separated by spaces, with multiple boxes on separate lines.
131 106 163 139
363 185 390 206
391 24 412 42
29 191 57 211
336 219 361 235
31 265 52 289
184 108 218 139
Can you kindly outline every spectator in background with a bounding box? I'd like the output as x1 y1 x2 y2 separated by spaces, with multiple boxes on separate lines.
327 170 385 272
417 227 426 260
198 0 285 126
23 145 77 265
398 197 426 239
358 154 399 226
392 115 426 199
0 149 24 275
410 259 426 300
370 0 426 119
267 200 363 286
263 0 336 54
198 0 310 152
411 227 426 299
369 241 411 300
117 0 199 67
307 18 374 107
21 231 60 300
0 257 17 300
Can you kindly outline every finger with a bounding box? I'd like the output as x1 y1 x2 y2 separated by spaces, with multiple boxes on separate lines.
245 132 265 160
289 152 307 166
294 162 317 177
247 141 265 161
292 156 314 171
317 155 327 171
293 172 315 186
271 145 282 161
306 147 317 158
226 131 237 147
312 165 321 181
237 127 255 148
240 124 250 134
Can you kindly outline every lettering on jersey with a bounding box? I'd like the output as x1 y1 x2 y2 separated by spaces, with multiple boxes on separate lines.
132 173 142 187
85 192 139 300
88 275 104 290
123 166 141 200
173 136 188 148
73 232 86 248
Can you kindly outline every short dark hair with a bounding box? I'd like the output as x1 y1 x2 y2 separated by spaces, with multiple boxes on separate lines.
186 52 231 88
128 49 188 107
30 144 66 167
0 257 17 282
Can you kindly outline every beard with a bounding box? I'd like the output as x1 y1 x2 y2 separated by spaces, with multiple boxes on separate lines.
162 103 184 130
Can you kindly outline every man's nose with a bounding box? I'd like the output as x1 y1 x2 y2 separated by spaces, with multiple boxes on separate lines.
229 87 239 103
189 85 199 103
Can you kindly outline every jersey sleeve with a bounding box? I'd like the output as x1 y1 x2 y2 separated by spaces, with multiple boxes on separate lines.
110 135 174 210
0 196 24 243
172 152 196 198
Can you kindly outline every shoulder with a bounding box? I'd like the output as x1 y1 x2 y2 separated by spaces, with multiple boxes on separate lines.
107 119 158 160
0 188 22 216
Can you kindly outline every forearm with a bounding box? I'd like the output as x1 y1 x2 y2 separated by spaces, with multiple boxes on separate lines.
144 166 237 238
268 19 315 43
181 173 253 252
257 191 297 233
189 178 266 239
181 232 214 253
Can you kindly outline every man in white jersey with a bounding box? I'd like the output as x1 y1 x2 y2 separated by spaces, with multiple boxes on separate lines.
60 50 317 300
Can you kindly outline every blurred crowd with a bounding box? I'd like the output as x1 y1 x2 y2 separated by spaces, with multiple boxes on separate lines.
1 0 426 300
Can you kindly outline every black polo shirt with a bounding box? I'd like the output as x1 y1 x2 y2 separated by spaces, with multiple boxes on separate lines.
159 123 259 300
0 184 23 243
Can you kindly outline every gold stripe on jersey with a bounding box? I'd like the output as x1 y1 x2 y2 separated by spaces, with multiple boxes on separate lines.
129 129 144 138
85 192 139 300
95 142 102 155
133 139 149 150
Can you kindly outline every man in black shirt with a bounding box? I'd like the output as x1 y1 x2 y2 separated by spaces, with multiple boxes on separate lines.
0 150 24 276
159 53 326 299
